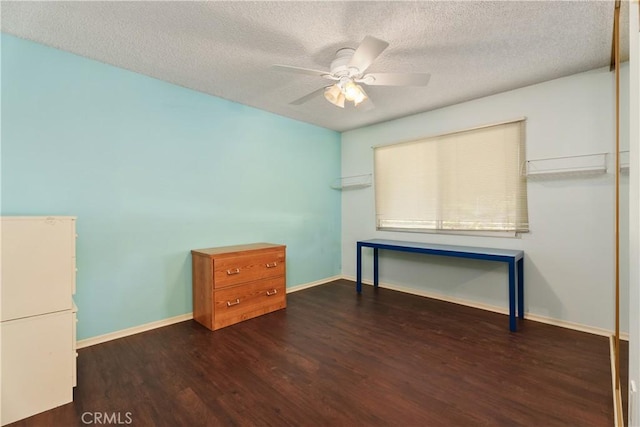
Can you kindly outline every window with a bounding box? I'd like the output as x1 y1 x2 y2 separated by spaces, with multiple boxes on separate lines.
374 119 528 234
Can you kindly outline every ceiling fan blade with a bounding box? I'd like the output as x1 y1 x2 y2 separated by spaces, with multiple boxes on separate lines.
290 87 327 105
271 64 330 78
361 72 431 87
348 36 389 73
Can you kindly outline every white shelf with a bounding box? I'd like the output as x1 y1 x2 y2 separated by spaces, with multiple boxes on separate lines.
525 153 607 179
331 174 372 190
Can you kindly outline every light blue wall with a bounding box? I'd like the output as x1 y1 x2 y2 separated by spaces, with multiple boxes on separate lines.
1 34 341 340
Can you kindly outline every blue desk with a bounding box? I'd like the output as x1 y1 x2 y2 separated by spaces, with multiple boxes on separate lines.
356 239 524 332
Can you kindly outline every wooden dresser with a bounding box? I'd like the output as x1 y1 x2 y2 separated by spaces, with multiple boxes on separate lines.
191 243 286 331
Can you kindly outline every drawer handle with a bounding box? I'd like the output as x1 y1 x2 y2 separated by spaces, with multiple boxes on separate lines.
226 268 240 275
226 299 240 307
265 262 278 268
266 289 278 296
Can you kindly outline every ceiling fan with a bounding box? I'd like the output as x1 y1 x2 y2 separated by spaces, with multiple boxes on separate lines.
272 36 431 109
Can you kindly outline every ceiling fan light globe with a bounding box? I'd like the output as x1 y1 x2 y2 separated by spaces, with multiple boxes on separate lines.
343 81 362 101
353 91 367 106
324 84 345 108
324 84 340 101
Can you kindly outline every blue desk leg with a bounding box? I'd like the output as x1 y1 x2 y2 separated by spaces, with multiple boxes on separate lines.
508 260 516 332
373 248 379 288
356 242 362 293
517 257 524 320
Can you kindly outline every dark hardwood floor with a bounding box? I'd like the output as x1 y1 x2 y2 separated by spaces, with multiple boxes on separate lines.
11 280 619 426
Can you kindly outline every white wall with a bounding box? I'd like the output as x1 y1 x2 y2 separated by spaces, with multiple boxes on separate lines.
627 0 639 424
342 65 629 334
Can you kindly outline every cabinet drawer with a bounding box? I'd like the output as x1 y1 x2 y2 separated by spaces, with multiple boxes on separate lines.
1 311 74 425
1 217 76 322
213 277 285 329
213 250 285 288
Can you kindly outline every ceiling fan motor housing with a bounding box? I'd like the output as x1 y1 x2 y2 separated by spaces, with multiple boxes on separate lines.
330 48 358 77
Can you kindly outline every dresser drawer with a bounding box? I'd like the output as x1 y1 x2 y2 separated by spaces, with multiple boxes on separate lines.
213 250 285 288
213 277 286 329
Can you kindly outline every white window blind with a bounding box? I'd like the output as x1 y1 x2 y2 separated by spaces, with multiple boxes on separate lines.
374 120 528 233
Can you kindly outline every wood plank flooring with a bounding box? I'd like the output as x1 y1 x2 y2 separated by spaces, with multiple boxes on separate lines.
10 279 619 426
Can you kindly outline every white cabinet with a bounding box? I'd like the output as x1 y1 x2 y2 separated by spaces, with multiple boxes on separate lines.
1 216 77 426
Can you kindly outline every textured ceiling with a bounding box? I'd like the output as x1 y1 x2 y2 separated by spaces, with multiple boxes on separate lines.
0 1 630 132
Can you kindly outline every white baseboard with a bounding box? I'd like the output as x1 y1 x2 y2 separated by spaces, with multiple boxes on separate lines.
286 275 342 293
76 313 194 349
526 312 629 341
76 276 339 348
344 275 630 340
